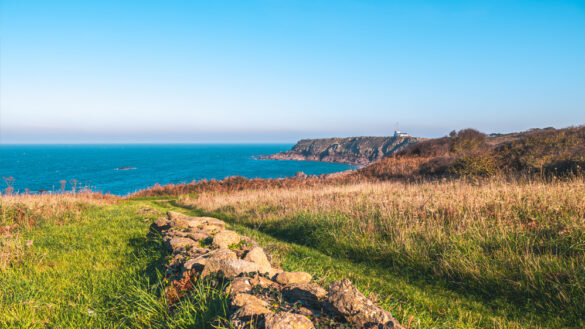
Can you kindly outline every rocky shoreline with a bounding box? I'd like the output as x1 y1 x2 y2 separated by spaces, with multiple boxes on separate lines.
150 210 404 329
260 136 421 165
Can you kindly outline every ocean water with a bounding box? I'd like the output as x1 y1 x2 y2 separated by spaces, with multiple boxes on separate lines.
0 144 354 196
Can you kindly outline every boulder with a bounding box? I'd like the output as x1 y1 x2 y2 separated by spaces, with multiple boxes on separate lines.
282 283 327 307
275 272 312 285
327 279 403 329
265 312 315 329
212 230 241 249
202 258 260 278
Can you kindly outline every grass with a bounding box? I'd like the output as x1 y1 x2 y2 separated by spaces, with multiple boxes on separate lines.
2 175 584 328
168 177 585 328
0 195 231 328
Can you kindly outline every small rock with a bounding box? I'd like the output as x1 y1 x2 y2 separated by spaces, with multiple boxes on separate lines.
227 277 252 295
212 230 241 249
202 258 260 278
187 247 211 258
25 240 33 247
282 283 327 307
250 274 278 288
243 247 275 274
275 272 312 285
231 302 272 319
150 217 171 234
265 312 315 329
186 230 212 241
190 217 226 231
328 279 403 329
232 293 269 308
168 237 199 251
188 249 236 271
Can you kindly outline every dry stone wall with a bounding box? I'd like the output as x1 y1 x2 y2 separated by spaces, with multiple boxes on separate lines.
150 211 404 329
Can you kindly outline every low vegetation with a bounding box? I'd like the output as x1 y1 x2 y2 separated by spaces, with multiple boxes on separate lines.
0 194 232 328
360 126 585 179
175 177 585 328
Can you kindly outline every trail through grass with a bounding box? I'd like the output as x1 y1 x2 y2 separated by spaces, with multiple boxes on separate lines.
154 179 585 329
0 201 229 328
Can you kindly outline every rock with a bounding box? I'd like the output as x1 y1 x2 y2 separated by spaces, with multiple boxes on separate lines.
227 277 252 295
275 272 312 285
327 279 403 329
250 274 278 289
188 249 237 271
167 211 225 232
168 237 199 251
186 230 213 241
282 283 327 307
265 312 315 329
150 217 171 234
231 303 272 320
212 230 241 249
190 217 226 231
202 258 260 278
243 247 274 274
187 247 211 258
232 293 269 308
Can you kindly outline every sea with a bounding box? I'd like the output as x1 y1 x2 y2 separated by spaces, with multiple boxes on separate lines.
0 144 354 196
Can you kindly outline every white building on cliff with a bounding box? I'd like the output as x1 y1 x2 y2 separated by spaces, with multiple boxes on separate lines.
394 130 409 137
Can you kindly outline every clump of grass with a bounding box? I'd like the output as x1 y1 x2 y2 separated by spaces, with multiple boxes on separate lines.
177 177 585 325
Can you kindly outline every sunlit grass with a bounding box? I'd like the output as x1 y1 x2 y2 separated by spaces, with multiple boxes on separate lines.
173 177 585 328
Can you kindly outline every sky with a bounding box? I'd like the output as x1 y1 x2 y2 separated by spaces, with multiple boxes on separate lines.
1 0 584 143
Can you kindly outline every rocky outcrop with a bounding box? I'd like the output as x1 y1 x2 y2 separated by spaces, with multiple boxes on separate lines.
261 136 422 166
150 211 404 329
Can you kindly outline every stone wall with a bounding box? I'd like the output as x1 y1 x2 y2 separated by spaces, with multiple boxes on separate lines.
150 211 404 329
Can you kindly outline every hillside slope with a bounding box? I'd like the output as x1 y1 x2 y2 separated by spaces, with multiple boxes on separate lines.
262 136 422 165
358 126 585 179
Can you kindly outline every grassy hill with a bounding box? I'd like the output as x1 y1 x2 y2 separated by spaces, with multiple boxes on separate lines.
358 126 585 179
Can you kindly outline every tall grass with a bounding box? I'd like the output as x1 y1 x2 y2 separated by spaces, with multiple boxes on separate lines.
177 177 585 324
0 192 118 271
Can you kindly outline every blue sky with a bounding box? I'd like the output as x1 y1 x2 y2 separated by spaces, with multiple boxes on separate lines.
1 0 584 143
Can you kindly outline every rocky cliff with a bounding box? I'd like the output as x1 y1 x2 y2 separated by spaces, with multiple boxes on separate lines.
262 136 422 166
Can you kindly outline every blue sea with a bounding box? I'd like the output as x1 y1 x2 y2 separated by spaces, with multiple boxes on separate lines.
0 144 353 196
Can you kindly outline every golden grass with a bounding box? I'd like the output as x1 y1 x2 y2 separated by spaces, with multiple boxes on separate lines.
177 177 585 317
182 178 585 235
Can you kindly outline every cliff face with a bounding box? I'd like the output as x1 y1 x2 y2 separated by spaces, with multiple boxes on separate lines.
263 136 422 165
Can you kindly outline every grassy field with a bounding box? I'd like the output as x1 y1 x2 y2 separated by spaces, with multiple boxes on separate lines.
0 195 231 328
173 177 585 328
1 177 584 328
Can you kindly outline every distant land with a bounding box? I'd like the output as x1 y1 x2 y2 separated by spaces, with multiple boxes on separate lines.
261 133 423 165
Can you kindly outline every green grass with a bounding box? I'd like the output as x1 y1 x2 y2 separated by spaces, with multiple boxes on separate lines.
0 201 230 328
2 189 584 329
148 196 585 329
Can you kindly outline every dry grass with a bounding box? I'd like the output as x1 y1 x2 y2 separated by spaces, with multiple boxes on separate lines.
177 177 585 321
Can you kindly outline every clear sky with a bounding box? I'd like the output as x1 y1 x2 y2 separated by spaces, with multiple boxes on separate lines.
1 0 584 143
